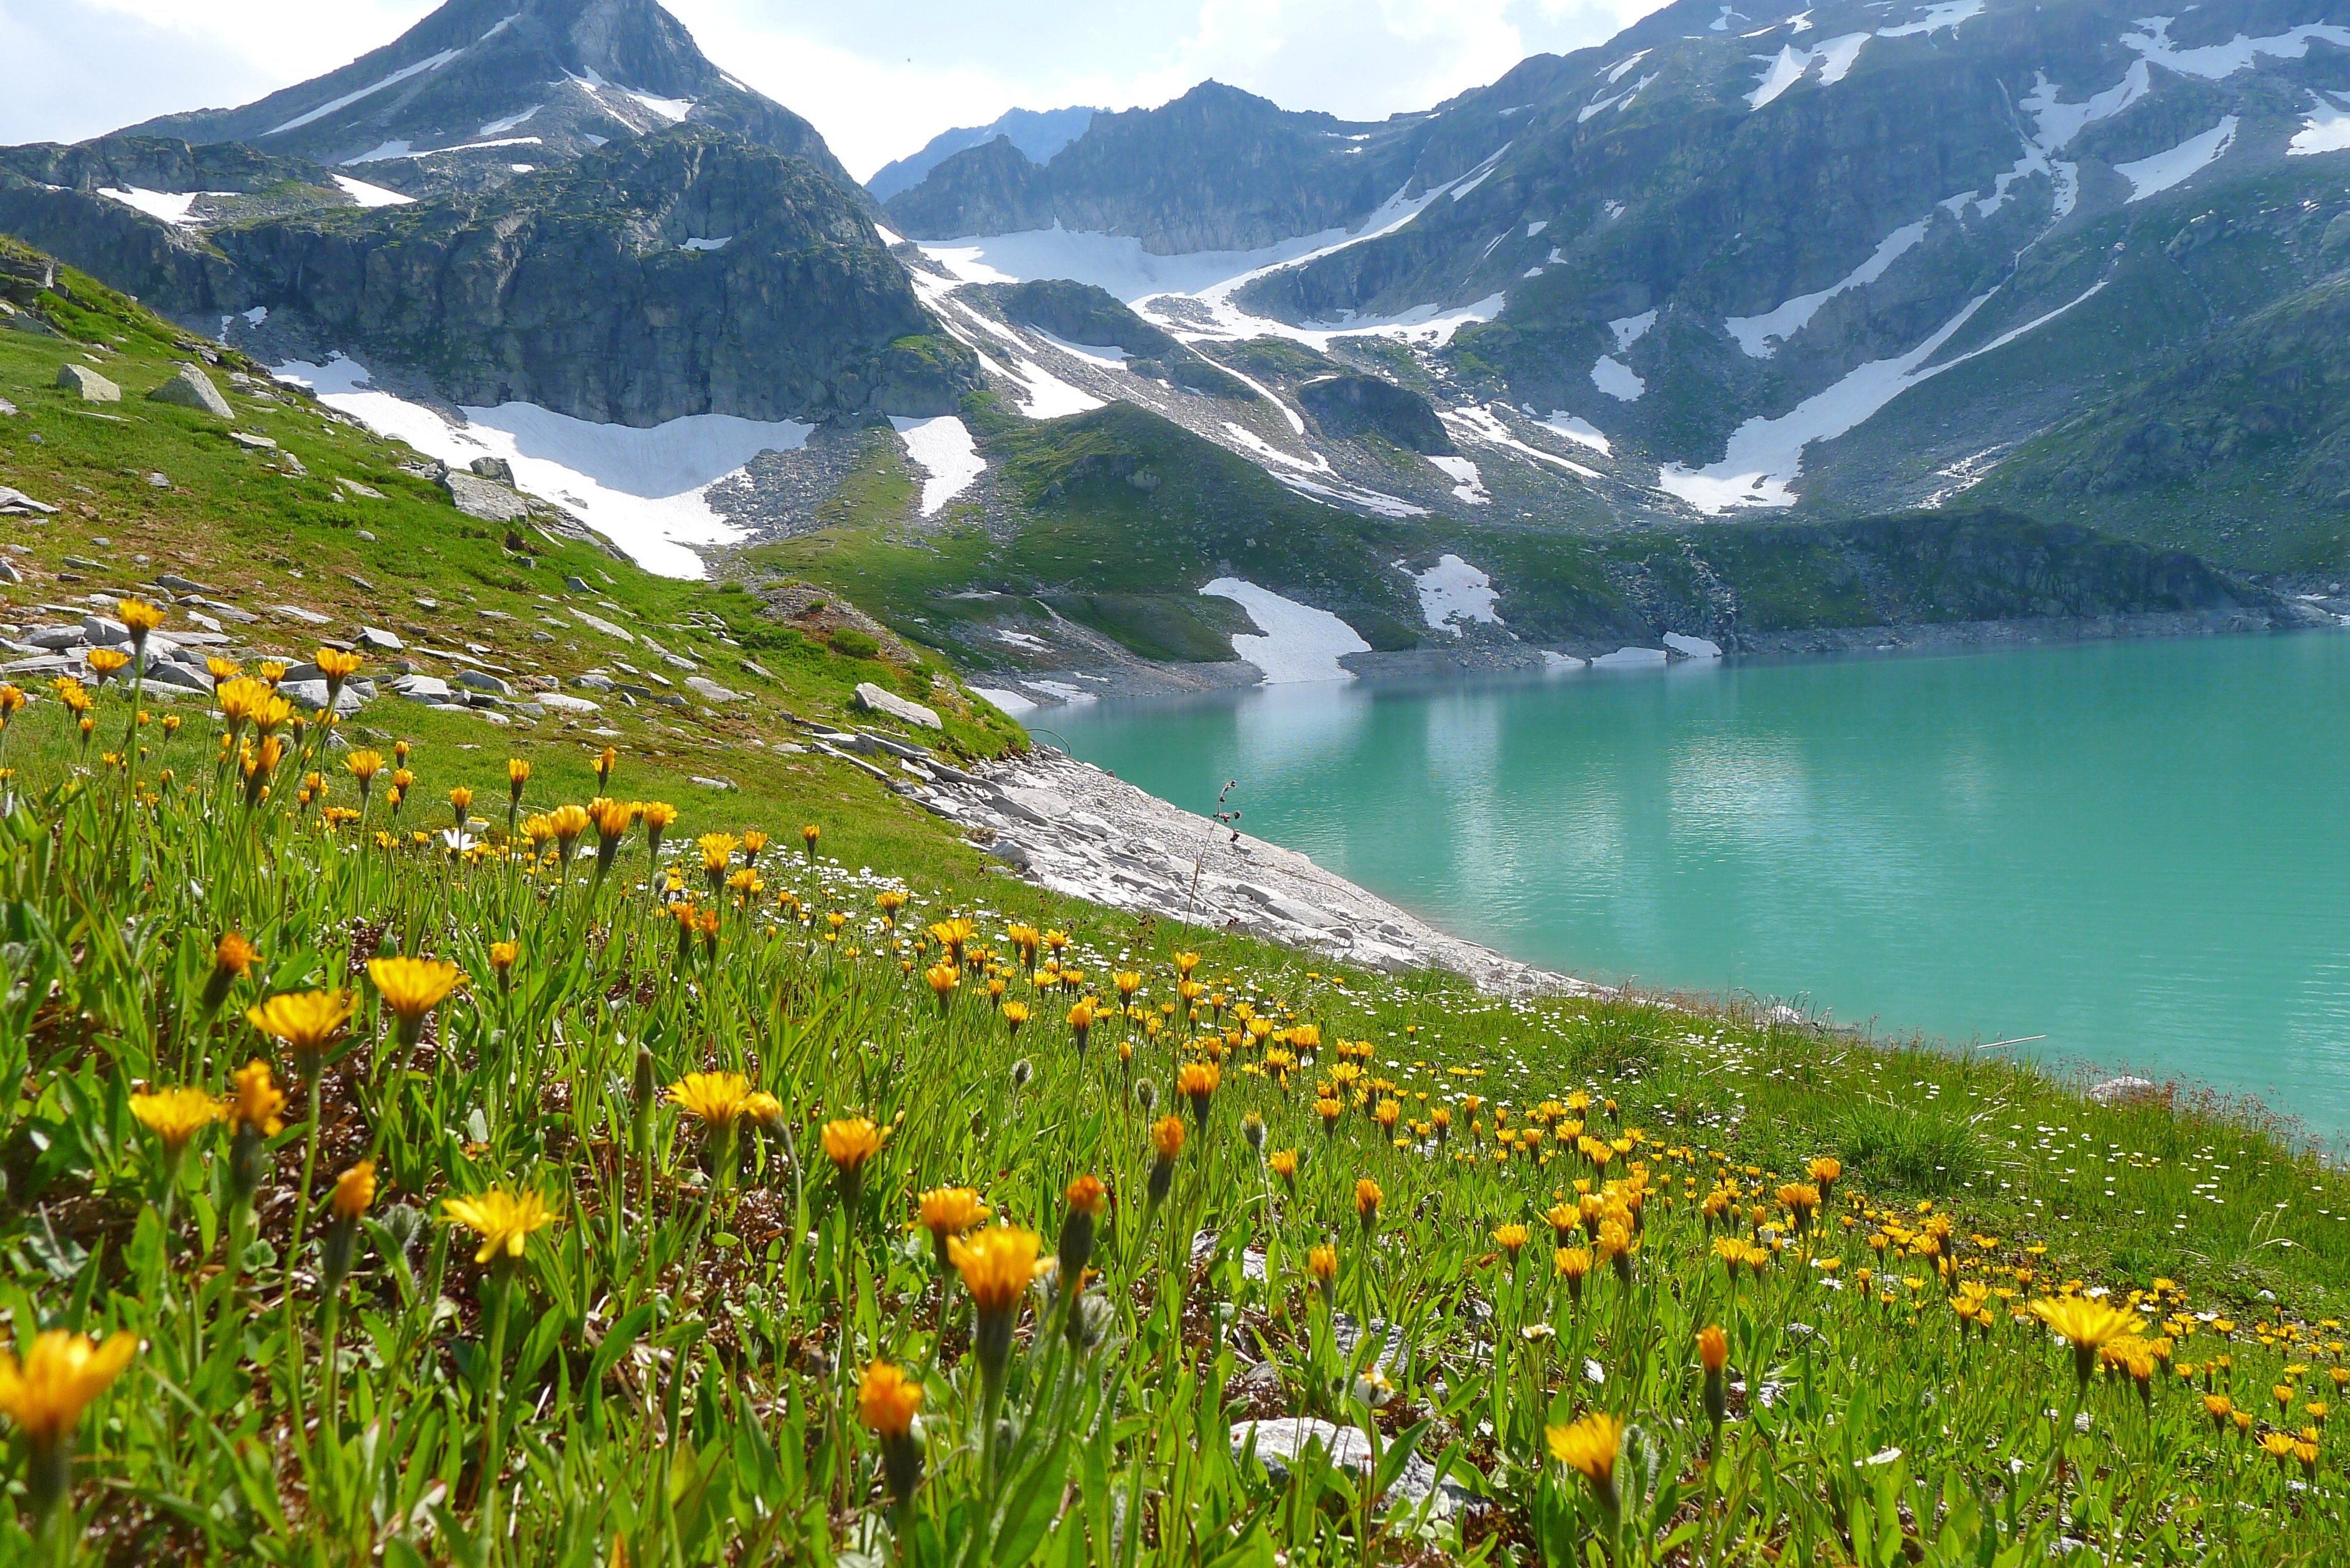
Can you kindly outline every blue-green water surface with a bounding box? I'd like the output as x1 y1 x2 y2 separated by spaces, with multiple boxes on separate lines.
1045 634 2350 1133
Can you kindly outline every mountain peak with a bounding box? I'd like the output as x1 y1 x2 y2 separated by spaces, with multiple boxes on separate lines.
115 0 861 202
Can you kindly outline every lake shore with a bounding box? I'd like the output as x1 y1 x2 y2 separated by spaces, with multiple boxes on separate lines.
897 746 1595 999
987 601 2336 709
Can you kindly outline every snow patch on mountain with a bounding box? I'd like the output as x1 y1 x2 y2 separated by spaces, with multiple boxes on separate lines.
96 187 215 225
271 353 810 577
331 174 414 208
2114 116 2236 200
1592 356 1645 401
1658 276 2109 513
1748 34 1869 110
891 416 985 516
1443 406 1603 479
1726 218 1927 357
1200 578 1370 683
1428 456 1491 505
1878 1 1981 38
1609 310 1657 350
2122 19 2350 79
269 47 462 136
2290 95 2350 155
479 105 540 137
1540 413 1612 455
1408 554 1502 634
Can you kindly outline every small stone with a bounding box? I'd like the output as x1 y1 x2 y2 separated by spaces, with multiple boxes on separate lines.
392 674 452 702
56 364 121 403
686 675 746 704
538 692 601 712
854 681 942 729
271 604 333 626
228 431 278 450
146 473 171 488
356 626 404 652
574 673 614 691
156 574 213 594
454 669 512 696
148 365 235 419
689 775 735 790
564 576 592 593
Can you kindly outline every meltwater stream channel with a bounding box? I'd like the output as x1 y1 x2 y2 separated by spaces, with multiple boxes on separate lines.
1044 633 2350 1138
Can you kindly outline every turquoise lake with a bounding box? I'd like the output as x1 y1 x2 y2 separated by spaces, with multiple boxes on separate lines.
1044 632 2350 1137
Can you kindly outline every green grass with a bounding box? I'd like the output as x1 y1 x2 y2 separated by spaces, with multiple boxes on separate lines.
3 690 2350 1564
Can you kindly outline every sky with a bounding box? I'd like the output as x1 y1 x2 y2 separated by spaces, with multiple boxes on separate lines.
1 0 1674 180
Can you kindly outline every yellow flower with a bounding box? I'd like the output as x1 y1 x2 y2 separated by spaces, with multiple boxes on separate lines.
2030 1296 2143 1381
87 648 129 681
368 957 463 1029
698 831 739 878
1494 1223 1530 1259
330 1160 378 1221
488 940 518 974
917 1186 990 1247
546 804 590 855
670 1070 751 1128
948 1225 1045 1315
823 1117 884 1170
314 646 364 683
130 1087 221 1155
507 757 531 796
1306 1243 1339 1284
226 1058 286 1136
1546 1411 1623 1494
0 1330 139 1444
1151 1113 1186 1162
441 1187 558 1265
1355 1177 1383 1230
117 599 167 637
858 1360 923 1439
245 990 353 1065
1177 1059 1219 1122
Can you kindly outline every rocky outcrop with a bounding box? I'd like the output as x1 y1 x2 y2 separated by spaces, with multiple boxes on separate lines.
210 128 977 426
1297 373 1451 454
883 138 1055 240
904 747 1590 996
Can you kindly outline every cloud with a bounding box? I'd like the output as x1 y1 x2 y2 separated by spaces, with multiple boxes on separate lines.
6 0 1670 180
0 0 432 143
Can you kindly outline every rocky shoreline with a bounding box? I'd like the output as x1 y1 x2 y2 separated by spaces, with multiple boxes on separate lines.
896 747 1591 999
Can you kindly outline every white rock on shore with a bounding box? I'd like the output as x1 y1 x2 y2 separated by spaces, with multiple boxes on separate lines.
901 747 1592 998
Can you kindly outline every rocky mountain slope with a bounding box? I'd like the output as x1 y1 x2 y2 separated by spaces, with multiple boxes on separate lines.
3 0 2340 699
879 0 2350 582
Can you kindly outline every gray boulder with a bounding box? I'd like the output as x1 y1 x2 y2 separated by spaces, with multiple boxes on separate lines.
392 674 452 702
356 625 404 653
441 470 532 522
467 455 516 483
147 365 234 420
57 363 120 402
685 675 745 704
854 681 940 729
454 669 512 696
